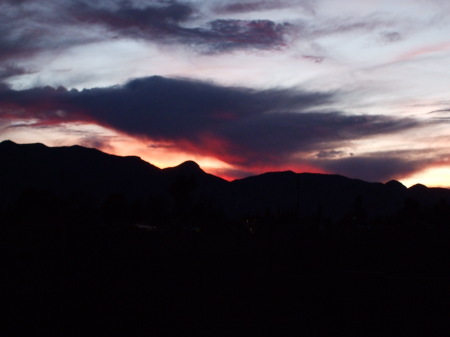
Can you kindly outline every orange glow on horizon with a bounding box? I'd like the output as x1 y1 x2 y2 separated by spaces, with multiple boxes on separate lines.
400 166 450 189
95 133 329 181
1 124 449 188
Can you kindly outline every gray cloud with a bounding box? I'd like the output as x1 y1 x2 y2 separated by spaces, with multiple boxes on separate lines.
70 2 290 53
0 0 417 86
316 150 345 159
214 0 316 16
302 55 324 63
427 107 450 122
78 135 115 151
429 108 450 114
0 0 293 84
301 16 395 39
0 64 36 81
379 31 403 43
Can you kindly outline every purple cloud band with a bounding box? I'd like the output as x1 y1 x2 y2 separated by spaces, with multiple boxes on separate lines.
0 75 426 181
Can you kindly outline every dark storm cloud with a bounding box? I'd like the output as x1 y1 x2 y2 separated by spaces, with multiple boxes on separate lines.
71 2 195 36
0 65 35 81
0 19 43 62
0 76 420 167
315 152 434 182
195 19 288 52
71 2 289 52
215 111 418 165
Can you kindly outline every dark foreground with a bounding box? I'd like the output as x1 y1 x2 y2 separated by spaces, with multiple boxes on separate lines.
3 223 449 337
2 141 450 335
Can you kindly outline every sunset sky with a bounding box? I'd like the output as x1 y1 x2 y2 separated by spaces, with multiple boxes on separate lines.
1 0 449 186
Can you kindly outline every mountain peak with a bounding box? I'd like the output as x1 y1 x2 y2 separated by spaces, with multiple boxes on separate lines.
385 180 407 190
163 160 204 175
409 183 428 191
177 160 202 171
0 140 48 149
0 140 16 146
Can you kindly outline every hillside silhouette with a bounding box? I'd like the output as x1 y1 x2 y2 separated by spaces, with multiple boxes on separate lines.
2 140 449 336
2 139 449 221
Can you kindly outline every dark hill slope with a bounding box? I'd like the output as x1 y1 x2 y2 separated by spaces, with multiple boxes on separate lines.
163 160 229 196
231 171 410 220
0 140 162 203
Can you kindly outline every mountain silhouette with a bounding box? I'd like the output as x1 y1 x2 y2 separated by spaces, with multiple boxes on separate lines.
163 160 229 194
1 139 449 223
3 140 450 336
0 140 165 204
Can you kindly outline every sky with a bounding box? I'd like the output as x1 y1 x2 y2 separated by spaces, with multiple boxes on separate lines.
0 0 450 186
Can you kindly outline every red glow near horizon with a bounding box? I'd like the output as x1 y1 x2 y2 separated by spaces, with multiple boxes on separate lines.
2 128 449 188
85 132 329 181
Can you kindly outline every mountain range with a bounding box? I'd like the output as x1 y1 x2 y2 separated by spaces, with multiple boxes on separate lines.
1 139 449 225
3 140 449 336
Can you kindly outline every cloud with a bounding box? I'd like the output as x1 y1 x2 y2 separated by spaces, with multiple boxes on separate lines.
0 75 420 171
0 0 419 87
147 143 176 149
0 65 36 82
427 107 450 122
194 19 289 53
316 150 345 159
215 1 287 14
302 55 324 63
0 0 293 85
71 2 290 53
215 111 418 166
71 1 195 37
302 15 395 38
314 150 442 182
214 0 316 15
0 0 101 56
379 31 403 43
431 117 450 122
0 0 391 64
429 108 450 114
0 1 102 83
78 135 114 151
